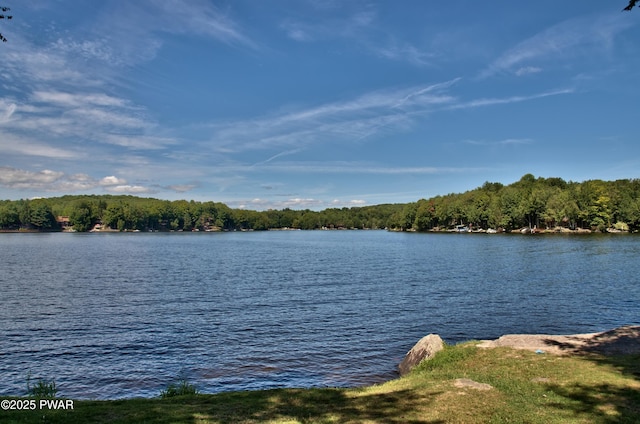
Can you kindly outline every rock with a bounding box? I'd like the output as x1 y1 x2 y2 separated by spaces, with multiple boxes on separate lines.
476 326 640 356
453 378 493 390
398 334 444 376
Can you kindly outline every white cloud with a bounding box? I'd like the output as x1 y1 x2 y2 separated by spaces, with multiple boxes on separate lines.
0 133 81 159
208 80 459 152
464 138 533 146
0 166 135 193
515 66 542 76
480 13 633 78
0 167 63 189
448 88 573 111
43 0 255 72
368 39 435 67
167 184 197 193
32 91 128 108
2 43 95 86
231 197 326 210
105 185 154 194
253 163 482 175
102 134 176 150
281 10 375 42
1 102 17 123
281 7 433 67
204 161 486 176
100 176 128 186
205 79 568 157
149 0 256 48
2 88 172 154
51 38 119 65
228 197 368 211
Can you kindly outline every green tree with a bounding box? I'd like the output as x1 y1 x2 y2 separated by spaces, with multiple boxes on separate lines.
399 203 417 230
470 192 491 229
543 189 578 229
17 199 31 228
574 180 611 231
413 199 435 231
499 187 524 230
0 201 19 228
103 203 126 230
29 202 56 229
69 201 95 232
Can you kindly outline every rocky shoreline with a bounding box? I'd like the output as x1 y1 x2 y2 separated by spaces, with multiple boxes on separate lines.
476 325 640 356
400 326 640 375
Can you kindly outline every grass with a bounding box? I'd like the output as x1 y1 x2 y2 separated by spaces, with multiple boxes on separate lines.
26 373 58 399
2 343 639 423
160 379 199 399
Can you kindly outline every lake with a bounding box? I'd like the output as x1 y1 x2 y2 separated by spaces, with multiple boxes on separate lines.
1 231 639 399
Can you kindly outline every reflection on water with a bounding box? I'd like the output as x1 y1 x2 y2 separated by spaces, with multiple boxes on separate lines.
0 231 639 399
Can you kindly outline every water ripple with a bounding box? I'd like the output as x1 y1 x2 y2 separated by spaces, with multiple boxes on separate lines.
1 231 639 399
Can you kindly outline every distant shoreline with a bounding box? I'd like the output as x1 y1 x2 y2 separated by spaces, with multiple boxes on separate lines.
0 227 637 234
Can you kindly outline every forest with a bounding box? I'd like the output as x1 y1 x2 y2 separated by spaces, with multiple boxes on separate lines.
1 174 639 233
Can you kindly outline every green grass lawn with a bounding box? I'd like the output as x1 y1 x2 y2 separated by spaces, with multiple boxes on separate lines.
2 343 639 423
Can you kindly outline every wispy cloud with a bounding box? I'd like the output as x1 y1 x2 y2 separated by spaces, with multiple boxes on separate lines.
202 161 486 176
231 197 368 211
480 13 633 78
448 88 573 110
166 184 198 193
148 0 256 48
105 185 155 194
0 166 138 192
251 149 303 167
46 0 256 70
0 91 172 156
0 167 64 189
515 66 542 76
281 9 375 42
254 163 485 175
0 2 249 197
464 138 533 146
31 91 128 108
204 80 572 157
365 38 436 67
2 39 96 87
207 80 460 153
0 133 81 159
281 6 434 67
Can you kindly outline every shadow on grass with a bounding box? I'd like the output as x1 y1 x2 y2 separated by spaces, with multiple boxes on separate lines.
545 381 640 424
9 386 444 424
541 326 640 358
540 326 640 423
541 326 640 380
181 386 444 424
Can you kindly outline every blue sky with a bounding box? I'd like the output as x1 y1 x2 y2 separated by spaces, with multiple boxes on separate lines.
1 1 639 210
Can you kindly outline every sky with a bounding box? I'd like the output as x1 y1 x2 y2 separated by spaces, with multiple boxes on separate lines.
0 1 639 210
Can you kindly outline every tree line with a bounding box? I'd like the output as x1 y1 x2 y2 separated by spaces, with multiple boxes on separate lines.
1 175 639 232
389 174 640 233
0 194 402 232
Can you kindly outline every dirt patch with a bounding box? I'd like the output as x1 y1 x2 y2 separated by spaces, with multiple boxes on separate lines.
476 326 640 356
453 378 493 390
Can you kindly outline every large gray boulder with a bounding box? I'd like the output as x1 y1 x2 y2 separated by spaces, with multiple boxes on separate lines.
398 334 444 376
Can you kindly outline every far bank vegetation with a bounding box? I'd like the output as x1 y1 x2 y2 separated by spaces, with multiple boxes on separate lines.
0 174 639 233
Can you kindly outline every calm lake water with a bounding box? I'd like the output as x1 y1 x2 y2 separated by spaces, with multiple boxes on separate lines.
1 231 639 399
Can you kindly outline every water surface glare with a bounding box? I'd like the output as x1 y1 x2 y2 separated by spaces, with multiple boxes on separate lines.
1 231 639 399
